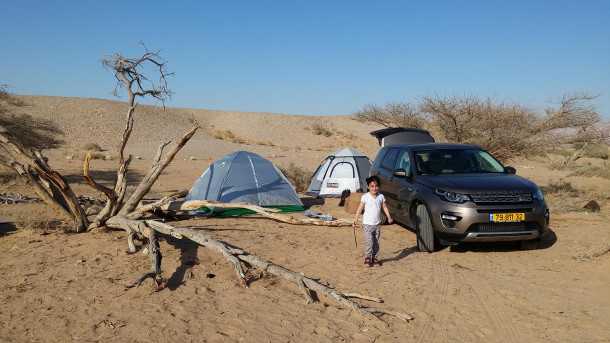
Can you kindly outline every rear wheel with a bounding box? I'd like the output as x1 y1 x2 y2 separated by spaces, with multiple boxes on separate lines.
415 204 436 253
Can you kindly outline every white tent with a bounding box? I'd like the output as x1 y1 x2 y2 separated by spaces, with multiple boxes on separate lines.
307 147 372 197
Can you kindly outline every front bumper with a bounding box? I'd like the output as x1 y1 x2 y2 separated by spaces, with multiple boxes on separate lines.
428 200 549 243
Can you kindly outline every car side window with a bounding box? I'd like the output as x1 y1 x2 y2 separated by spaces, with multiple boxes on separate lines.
381 148 399 170
395 150 411 172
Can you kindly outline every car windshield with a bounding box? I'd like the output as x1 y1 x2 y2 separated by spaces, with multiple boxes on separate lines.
414 149 505 175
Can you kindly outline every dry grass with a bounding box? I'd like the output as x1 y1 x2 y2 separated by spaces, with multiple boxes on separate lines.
278 163 310 193
309 124 333 137
255 140 276 147
579 143 609 160
569 162 610 179
212 129 248 144
542 180 580 196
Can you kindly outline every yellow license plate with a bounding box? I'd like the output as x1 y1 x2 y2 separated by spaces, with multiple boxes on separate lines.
490 213 525 222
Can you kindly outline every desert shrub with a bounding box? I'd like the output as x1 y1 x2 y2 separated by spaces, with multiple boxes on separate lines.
82 142 103 152
578 143 609 160
569 162 610 179
256 140 276 147
550 148 574 157
542 180 579 195
354 102 427 128
213 129 247 144
278 163 310 193
415 93 602 161
354 93 601 161
420 96 548 161
310 123 333 137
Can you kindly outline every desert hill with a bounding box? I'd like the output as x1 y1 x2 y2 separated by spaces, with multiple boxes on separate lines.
15 95 381 170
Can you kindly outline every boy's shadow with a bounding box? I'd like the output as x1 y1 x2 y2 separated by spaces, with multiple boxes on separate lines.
378 245 418 263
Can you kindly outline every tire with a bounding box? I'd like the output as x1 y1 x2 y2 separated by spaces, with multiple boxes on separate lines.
415 204 436 253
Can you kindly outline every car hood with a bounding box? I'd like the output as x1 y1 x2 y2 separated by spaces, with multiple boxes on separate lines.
415 174 537 193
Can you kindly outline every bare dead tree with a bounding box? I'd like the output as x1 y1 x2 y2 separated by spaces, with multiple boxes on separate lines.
91 49 175 227
354 102 427 129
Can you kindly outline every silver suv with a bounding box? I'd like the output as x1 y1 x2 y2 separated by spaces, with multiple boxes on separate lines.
370 143 550 252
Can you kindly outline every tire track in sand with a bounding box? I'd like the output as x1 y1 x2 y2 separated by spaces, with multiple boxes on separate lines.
452 267 524 343
414 254 451 343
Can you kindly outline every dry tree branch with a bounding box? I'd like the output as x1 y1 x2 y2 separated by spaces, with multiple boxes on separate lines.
0 125 88 231
118 125 199 216
161 199 353 227
105 216 413 324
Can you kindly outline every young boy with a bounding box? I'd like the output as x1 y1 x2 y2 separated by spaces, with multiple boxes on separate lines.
353 176 393 267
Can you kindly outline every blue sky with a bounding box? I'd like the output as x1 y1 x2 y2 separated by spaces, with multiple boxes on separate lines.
2 1 609 117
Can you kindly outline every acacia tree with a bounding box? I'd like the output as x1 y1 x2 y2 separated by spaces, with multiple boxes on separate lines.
354 102 427 129
421 94 603 160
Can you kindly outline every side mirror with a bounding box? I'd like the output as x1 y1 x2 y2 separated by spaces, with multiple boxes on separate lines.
393 168 409 178
505 166 516 174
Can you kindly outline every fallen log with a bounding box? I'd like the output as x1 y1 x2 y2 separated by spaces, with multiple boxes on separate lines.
105 216 413 323
160 200 353 227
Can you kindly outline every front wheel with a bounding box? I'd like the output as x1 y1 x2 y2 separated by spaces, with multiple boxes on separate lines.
415 204 437 253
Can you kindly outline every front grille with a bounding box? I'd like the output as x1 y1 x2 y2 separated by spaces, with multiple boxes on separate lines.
477 208 533 213
471 222 539 233
469 191 532 205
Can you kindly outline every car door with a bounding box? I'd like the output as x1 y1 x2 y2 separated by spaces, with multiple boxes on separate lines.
392 149 417 224
375 148 400 210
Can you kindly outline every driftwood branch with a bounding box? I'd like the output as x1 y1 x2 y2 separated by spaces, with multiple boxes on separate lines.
105 216 412 323
118 125 199 216
127 190 188 220
83 152 117 203
163 200 352 227
0 125 88 232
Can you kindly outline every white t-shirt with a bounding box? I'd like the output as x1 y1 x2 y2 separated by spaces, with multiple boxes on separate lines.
360 193 386 225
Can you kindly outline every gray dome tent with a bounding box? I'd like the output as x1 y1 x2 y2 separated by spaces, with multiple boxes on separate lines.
187 151 303 216
307 147 371 197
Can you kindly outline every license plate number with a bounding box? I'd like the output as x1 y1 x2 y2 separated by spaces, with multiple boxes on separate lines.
327 182 339 188
490 213 525 222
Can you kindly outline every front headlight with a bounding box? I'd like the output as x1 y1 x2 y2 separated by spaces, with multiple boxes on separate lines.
533 187 544 201
435 188 470 203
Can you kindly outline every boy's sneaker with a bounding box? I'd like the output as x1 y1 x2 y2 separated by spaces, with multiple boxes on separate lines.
364 257 371 265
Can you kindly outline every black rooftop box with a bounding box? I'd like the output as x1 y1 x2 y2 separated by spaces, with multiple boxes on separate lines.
370 127 435 147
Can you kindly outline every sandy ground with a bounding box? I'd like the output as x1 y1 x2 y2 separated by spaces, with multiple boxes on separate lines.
1 96 610 342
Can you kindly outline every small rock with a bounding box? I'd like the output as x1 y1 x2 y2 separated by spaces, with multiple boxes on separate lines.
189 156 197 161
65 155 74 160
135 156 143 160
583 200 601 212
